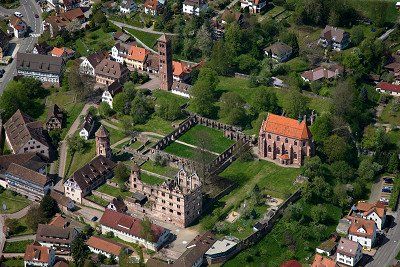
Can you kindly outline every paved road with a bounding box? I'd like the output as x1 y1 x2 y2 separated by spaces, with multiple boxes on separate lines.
0 0 42 93
110 20 177 36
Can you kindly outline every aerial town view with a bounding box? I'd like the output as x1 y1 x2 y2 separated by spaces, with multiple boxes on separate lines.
0 0 398 266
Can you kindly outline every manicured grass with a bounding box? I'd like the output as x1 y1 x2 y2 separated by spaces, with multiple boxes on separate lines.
125 28 161 49
86 194 109 207
163 142 216 162
283 57 310 73
0 20 8 33
65 140 96 177
75 29 115 56
2 258 24 267
153 90 188 107
3 240 34 253
388 129 400 149
96 184 131 198
141 173 165 185
9 215 36 237
104 125 127 145
141 161 179 177
380 99 400 125
109 13 143 27
133 115 175 135
177 125 235 153
0 190 30 214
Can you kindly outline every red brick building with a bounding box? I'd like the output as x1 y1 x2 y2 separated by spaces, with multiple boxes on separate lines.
258 113 314 167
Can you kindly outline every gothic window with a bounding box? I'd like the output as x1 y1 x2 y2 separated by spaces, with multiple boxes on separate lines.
268 146 271 152
285 138 288 143
294 141 297 146
268 134 271 139
303 141 306 146
177 197 180 202
293 153 297 159
277 136 280 141
277 148 280 154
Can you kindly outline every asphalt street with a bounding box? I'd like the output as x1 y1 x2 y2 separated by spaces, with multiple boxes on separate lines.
0 0 42 92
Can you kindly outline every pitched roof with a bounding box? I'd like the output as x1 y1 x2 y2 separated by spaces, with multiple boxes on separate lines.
127 46 149 62
321 26 347 43
262 113 312 140
348 217 376 238
264 42 292 57
7 163 50 187
16 52 64 75
105 81 123 97
24 242 52 263
311 254 337 267
45 8 84 32
0 152 46 172
336 237 360 257
86 236 125 256
81 113 94 133
4 110 51 153
36 224 75 245
355 201 386 219
144 0 158 9
50 191 73 208
301 65 343 82
173 61 192 77
108 197 128 212
384 62 400 72
95 125 109 138
377 82 400 93
51 47 74 57
221 9 242 23
145 53 159 70
10 15 26 29
67 155 116 191
281 260 302 267
47 104 64 122
99 209 167 243
85 51 108 68
95 58 129 79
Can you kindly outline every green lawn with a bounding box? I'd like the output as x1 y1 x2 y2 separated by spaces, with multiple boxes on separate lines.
96 183 131 198
75 29 115 56
3 240 34 253
380 100 400 125
177 125 235 154
86 194 109 207
163 142 216 162
153 90 188 107
109 13 143 27
65 140 96 178
141 173 165 185
9 215 36 237
125 28 161 49
141 161 179 177
133 115 175 135
104 125 128 145
388 129 400 149
283 57 310 73
0 190 30 214
2 258 24 267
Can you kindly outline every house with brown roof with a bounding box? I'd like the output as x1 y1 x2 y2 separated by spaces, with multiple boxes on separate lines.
347 217 377 250
144 0 165 16
95 58 129 86
36 223 78 253
336 237 362 267
264 42 293 63
258 113 314 166
86 236 127 260
376 81 400 97
107 197 128 213
240 0 266 13
51 47 75 60
99 209 170 251
16 52 65 86
349 201 386 230
79 112 95 140
312 254 338 267
79 51 109 77
64 155 116 203
4 110 53 159
301 64 343 83
46 104 64 131
50 190 75 212
111 42 149 70
101 81 123 108
43 8 85 37
8 15 27 38
212 10 243 39
319 26 350 51
32 43 53 55
24 242 56 267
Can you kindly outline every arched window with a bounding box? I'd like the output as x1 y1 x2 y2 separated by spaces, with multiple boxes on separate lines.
268 146 271 152
268 134 271 139
285 138 288 143
277 136 280 141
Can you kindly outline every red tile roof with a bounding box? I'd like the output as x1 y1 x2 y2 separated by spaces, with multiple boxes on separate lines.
263 113 312 140
86 236 125 256
281 260 302 267
127 46 149 62
377 82 400 93
348 217 376 238
355 201 386 219
24 242 51 263
311 254 337 267
99 209 167 243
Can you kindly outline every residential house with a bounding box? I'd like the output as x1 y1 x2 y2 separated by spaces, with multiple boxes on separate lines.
301 64 343 82
8 15 27 38
264 42 292 62
171 81 192 98
144 53 159 74
59 0 80 11
95 58 129 85
79 113 95 140
312 254 338 267
144 0 164 16
32 43 52 55
119 0 136 13
182 0 207 16
212 10 243 39
113 32 132 43
348 217 377 250
0 30 9 62
336 237 362 267
16 52 65 86
102 81 123 108
384 62 400 80
86 236 127 260
4 110 53 159
376 82 400 97
64 155 116 203
43 8 85 37
258 113 314 167
51 47 75 60
50 190 75 212
319 25 350 51
173 60 196 82
99 209 170 251
111 42 149 70
316 236 337 256
240 0 267 13
24 242 56 267
46 104 64 131
79 51 108 77
107 197 128 213
36 223 78 252
349 201 386 230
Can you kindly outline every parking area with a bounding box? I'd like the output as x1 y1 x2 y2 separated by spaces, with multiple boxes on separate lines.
370 176 395 211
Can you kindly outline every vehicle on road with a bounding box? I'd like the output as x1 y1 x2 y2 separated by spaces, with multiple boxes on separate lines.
34 14 39 18
14 12 23 18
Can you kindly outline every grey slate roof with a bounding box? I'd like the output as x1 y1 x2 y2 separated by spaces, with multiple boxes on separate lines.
16 52 64 75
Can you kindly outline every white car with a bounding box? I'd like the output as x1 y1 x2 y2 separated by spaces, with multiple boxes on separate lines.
14 12 23 18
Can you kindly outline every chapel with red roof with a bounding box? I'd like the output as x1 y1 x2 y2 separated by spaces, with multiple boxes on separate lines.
258 113 314 166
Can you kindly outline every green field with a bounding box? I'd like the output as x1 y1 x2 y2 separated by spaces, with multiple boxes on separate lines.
0 190 30 214
104 125 128 145
96 184 131 198
163 142 216 162
153 90 188 107
9 215 36 237
125 28 161 49
86 194 109 207
3 240 34 253
75 29 115 56
65 140 96 178
2 258 24 267
141 161 179 177
141 173 165 185
133 115 175 135
379 100 400 125
177 125 235 154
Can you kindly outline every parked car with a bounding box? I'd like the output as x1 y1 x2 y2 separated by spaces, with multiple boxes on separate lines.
0 69 5 75
384 178 394 184
380 197 389 204
382 188 392 193
14 12 22 18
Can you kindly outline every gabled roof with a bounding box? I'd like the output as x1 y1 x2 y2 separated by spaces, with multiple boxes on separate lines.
173 61 192 77
348 217 376 238
81 113 94 133
320 25 348 43
0 153 46 172
85 51 108 69
7 163 50 187
16 52 64 75
105 81 123 97
377 82 400 93
51 47 74 57
264 42 292 57
355 201 386 219
262 113 312 140
24 242 52 263
95 125 109 138
95 58 129 79
86 236 125 256
144 0 158 10
127 46 149 62
336 237 360 257
99 209 167 242
311 254 338 267
301 65 343 82
36 224 75 245
47 104 64 122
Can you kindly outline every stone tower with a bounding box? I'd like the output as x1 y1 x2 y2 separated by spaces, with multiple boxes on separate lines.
129 162 141 191
158 34 173 91
95 125 111 159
